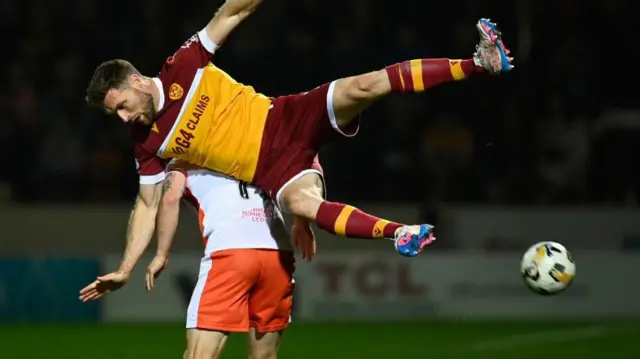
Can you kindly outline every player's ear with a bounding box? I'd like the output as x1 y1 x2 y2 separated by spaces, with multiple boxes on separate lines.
128 73 146 89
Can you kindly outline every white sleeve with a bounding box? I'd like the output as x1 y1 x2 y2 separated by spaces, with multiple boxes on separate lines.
197 28 219 54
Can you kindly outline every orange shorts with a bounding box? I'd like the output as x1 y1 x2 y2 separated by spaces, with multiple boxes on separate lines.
186 249 295 332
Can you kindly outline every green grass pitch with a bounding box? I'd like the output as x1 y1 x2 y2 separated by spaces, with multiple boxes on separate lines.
1 320 638 358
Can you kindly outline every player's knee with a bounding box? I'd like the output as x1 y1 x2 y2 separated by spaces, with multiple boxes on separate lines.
185 345 218 359
249 338 278 359
162 187 182 206
281 175 324 219
283 187 322 220
333 71 387 127
186 329 226 359
248 331 280 359
338 70 387 102
249 346 278 359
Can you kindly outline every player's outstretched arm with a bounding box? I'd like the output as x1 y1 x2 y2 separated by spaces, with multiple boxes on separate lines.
205 0 263 45
146 171 187 291
156 171 187 258
79 182 162 302
119 183 164 274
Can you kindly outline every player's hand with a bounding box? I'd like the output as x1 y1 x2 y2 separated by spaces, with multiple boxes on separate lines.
292 216 316 262
145 254 169 292
78 271 130 302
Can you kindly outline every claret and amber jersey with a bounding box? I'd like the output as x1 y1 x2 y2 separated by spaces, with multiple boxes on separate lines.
131 29 272 185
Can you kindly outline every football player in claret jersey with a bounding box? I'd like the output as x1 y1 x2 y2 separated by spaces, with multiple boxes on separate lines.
81 0 512 294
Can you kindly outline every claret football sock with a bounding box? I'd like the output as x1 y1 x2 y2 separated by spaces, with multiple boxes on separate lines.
315 201 403 239
385 58 482 93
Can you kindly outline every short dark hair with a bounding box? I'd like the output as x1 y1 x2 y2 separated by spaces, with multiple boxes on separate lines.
85 59 140 108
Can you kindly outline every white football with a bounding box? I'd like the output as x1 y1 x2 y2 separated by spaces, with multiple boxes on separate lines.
520 241 576 295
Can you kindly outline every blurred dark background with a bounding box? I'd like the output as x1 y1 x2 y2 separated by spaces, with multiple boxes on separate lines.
2 0 638 206
1 1 640 356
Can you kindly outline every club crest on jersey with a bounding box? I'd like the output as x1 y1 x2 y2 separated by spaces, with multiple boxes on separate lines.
169 83 184 100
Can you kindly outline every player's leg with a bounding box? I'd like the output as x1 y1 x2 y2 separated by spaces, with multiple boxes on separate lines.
185 329 228 359
185 249 260 358
329 19 513 127
280 173 434 257
247 250 295 359
248 329 282 359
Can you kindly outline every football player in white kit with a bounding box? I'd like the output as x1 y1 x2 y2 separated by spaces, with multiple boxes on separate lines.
145 159 314 359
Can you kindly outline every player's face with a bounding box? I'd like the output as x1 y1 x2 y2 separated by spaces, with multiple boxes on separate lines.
104 85 156 126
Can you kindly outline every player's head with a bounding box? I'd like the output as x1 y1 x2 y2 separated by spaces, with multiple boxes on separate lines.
86 59 157 126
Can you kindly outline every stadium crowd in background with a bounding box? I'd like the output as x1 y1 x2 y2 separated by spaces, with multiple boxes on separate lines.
1 0 637 208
